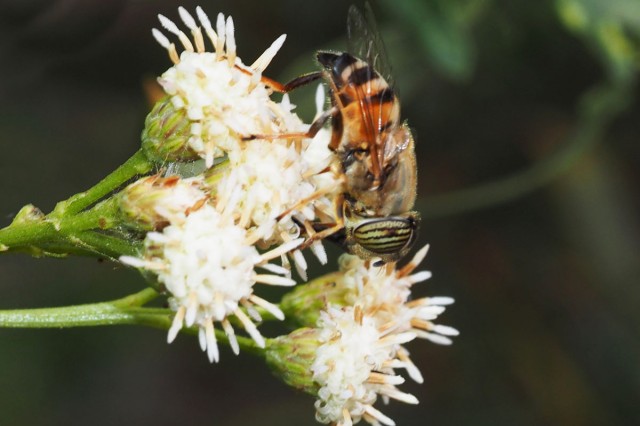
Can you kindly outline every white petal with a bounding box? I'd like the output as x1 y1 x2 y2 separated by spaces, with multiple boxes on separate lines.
225 16 236 62
414 330 453 345
119 256 147 268
196 6 218 46
251 34 286 72
222 319 240 355
205 318 219 362
429 296 455 306
257 262 290 275
311 240 328 265
432 324 460 336
314 84 325 119
151 28 171 49
167 307 185 343
292 249 308 281
235 309 265 348
380 387 419 405
364 405 396 426
250 294 285 320
407 270 432 284
178 7 197 30
254 274 296 287
260 238 304 262
215 13 225 53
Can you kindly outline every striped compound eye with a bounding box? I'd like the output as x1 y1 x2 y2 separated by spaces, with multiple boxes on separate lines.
352 215 418 259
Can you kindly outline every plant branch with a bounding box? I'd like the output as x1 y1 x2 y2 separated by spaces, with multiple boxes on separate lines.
51 149 152 218
0 287 265 356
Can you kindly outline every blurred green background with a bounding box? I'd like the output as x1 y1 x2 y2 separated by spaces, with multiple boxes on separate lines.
1 0 639 425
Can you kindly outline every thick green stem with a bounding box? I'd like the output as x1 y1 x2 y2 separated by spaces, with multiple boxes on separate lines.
0 192 137 258
51 149 152 218
0 221 57 251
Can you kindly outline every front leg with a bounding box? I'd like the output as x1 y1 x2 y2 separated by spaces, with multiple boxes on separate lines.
261 71 324 93
296 193 346 251
243 105 337 142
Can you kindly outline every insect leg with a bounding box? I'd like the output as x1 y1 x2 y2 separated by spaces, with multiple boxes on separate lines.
233 65 323 92
296 194 346 251
242 105 337 141
261 71 324 93
276 188 333 222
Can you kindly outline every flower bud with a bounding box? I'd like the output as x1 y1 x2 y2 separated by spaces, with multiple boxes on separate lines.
141 96 200 163
117 175 206 231
279 272 350 327
265 328 322 395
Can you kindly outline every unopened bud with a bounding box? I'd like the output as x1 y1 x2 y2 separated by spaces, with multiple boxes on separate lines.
279 272 351 327
141 96 200 163
265 328 321 395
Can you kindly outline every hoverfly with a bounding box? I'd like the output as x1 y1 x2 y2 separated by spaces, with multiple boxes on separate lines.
255 4 419 263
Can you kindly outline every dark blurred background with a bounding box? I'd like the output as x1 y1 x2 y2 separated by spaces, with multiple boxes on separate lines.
1 0 639 425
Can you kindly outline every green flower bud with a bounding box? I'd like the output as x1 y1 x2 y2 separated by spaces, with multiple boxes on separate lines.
265 328 321 395
141 96 200 163
279 272 350 327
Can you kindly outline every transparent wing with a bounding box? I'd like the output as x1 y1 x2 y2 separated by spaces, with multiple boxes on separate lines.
346 3 395 89
347 3 402 182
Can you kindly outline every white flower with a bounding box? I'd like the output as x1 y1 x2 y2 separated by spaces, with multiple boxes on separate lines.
336 245 459 383
152 6 290 167
120 203 302 362
312 306 419 426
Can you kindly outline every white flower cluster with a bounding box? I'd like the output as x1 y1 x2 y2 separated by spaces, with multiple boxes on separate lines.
310 246 458 425
152 6 292 167
121 7 336 361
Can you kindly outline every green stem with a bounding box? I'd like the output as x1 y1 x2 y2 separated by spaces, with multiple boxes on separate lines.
112 287 159 306
0 287 265 356
51 150 152 218
57 197 120 233
67 231 141 259
0 196 138 258
0 288 161 328
0 151 150 257
0 221 57 251
421 80 634 219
